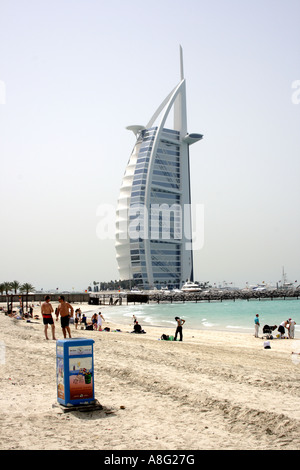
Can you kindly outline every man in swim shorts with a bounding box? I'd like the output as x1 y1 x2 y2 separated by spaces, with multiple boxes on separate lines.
56 295 74 338
41 295 56 340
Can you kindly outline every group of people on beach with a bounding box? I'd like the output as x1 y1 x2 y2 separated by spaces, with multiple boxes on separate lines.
41 295 107 340
90 312 105 330
254 313 297 339
41 295 74 340
131 315 186 340
10 296 298 344
6 304 37 321
41 296 186 341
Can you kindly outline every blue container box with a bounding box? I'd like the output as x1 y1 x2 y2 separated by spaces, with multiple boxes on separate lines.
56 338 95 406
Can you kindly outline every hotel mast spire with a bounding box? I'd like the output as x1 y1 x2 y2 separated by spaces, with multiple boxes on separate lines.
180 44 184 80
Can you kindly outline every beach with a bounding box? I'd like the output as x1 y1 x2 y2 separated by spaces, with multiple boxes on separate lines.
0 302 300 451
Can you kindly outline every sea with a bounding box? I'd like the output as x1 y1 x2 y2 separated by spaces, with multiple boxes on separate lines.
84 297 300 337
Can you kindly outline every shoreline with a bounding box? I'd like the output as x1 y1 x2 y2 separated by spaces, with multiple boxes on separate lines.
2 299 298 338
75 301 300 338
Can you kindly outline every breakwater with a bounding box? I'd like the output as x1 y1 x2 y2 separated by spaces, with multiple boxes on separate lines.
149 288 300 303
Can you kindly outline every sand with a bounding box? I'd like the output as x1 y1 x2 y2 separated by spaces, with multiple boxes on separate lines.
0 302 300 451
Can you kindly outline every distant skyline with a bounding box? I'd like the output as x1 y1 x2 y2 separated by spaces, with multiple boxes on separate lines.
0 0 299 291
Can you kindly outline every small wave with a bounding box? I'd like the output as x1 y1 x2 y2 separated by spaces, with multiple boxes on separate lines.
142 316 153 324
202 322 215 328
226 325 252 331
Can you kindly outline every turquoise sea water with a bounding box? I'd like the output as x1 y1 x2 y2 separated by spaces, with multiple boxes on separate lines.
85 298 300 337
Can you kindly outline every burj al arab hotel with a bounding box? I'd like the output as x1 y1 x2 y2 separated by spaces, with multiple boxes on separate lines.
115 47 203 289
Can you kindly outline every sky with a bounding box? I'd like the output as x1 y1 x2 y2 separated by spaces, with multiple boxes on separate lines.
0 0 299 291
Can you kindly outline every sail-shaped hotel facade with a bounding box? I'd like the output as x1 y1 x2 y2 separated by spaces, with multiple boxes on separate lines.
115 47 203 289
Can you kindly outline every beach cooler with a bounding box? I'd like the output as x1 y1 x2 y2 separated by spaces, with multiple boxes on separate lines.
56 338 95 407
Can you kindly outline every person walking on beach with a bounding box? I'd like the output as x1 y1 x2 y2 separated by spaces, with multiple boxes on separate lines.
174 316 185 341
56 295 74 338
254 314 260 338
41 295 56 340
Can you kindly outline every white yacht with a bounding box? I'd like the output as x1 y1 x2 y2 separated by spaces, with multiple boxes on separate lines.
181 281 202 292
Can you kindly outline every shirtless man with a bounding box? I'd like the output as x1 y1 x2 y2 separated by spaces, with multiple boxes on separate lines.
174 316 185 341
56 295 74 338
41 295 56 340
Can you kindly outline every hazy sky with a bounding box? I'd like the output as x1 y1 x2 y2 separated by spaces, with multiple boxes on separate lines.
1 0 299 291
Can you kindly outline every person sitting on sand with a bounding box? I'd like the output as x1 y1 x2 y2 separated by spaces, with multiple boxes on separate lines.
8 311 23 319
132 321 146 334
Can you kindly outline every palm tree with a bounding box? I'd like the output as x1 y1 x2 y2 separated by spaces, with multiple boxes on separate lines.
0 283 5 295
10 281 21 312
11 280 20 294
20 283 35 313
2 282 13 313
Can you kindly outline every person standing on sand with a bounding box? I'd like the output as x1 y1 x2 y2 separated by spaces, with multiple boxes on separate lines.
74 308 81 330
174 316 185 341
97 311 105 331
254 314 260 338
56 295 74 338
41 295 56 340
288 318 296 339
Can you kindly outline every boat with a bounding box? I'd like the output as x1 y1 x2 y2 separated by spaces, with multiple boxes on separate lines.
181 281 202 292
161 287 171 293
130 287 144 294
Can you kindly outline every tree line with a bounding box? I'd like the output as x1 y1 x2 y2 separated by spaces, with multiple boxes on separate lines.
89 280 133 291
0 281 35 313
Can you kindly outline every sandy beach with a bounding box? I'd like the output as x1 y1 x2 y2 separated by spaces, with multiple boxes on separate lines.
0 302 300 451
